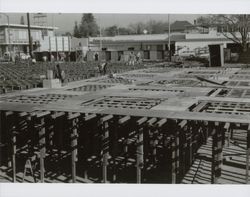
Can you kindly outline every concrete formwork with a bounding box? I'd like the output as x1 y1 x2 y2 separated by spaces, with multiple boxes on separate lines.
0 66 250 183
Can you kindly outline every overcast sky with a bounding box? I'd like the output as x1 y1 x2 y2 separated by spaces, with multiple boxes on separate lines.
1 13 203 34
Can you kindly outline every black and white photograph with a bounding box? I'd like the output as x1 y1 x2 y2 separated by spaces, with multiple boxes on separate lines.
0 0 250 196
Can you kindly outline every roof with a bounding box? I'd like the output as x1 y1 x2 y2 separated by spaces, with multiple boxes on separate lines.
0 24 58 30
90 33 186 43
169 21 193 31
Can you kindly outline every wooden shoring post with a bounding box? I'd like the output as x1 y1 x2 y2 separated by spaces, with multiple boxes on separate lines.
147 118 158 164
26 114 36 161
192 120 199 154
224 123 230 147
15 112 28 182
246 124 250 184
178 119 187 181
174 120 180 184
67 112 80 183
211 121 223 184
118 116 131 168
35 111 50 183
136 117 147 184
82 113 97 179
46 113 55 153
4 111 15 182
11 120 17 183
170 133 177 184
187 120 193 166
203 121 209 144
110 116 120 183
49 112 65 153
5 111 14 168
100 114 113 183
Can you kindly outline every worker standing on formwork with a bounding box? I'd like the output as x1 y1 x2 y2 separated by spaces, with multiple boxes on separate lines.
128 51 135 66
98 61 109 76
54 64 65 84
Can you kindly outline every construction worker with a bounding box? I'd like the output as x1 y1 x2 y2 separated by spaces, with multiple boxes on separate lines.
98 62 108 75
54 64 65 84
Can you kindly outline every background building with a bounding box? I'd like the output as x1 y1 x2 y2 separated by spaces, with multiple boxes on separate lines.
0 24 55 57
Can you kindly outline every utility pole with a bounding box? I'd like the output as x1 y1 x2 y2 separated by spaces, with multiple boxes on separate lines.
99 16 102 50
168 14 171 62
27 13 33 58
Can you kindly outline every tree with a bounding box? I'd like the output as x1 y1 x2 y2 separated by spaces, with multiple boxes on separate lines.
197 14 250 52
117 27 133 35
73 21 81 38
63 32 72 36
146 20 168 34
129 22 146 34
20 16 25 25
79 13 98 37
105 25 118 36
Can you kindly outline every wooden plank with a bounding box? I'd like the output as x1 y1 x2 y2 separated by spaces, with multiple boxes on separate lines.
51 112 65 119
147 118 157 126
155 118 167 127
100 115 113 123
84 114 97 121
136 117 148 126
118 116 130 124
35 111 50 118
67 112 81 120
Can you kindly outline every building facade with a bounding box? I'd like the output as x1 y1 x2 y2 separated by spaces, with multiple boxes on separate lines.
87 26 247 62
0 24 55 57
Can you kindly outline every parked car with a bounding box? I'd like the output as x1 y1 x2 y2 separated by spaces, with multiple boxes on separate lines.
179 51 196 58
20 53 30 60
198 53 210 60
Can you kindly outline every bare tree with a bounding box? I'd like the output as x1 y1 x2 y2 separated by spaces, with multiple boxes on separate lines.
197 14 250 52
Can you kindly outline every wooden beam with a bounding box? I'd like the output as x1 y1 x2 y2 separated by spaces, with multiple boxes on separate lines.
147 118 157 126
67 112 80 120
136 117 148 126
51 112 65 119
84 114 97 121
118 116 130 125
155 118 167 128
35 111 50 118
101 115 113 124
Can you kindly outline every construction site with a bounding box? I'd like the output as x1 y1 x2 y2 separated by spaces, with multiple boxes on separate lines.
0 60 250 184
